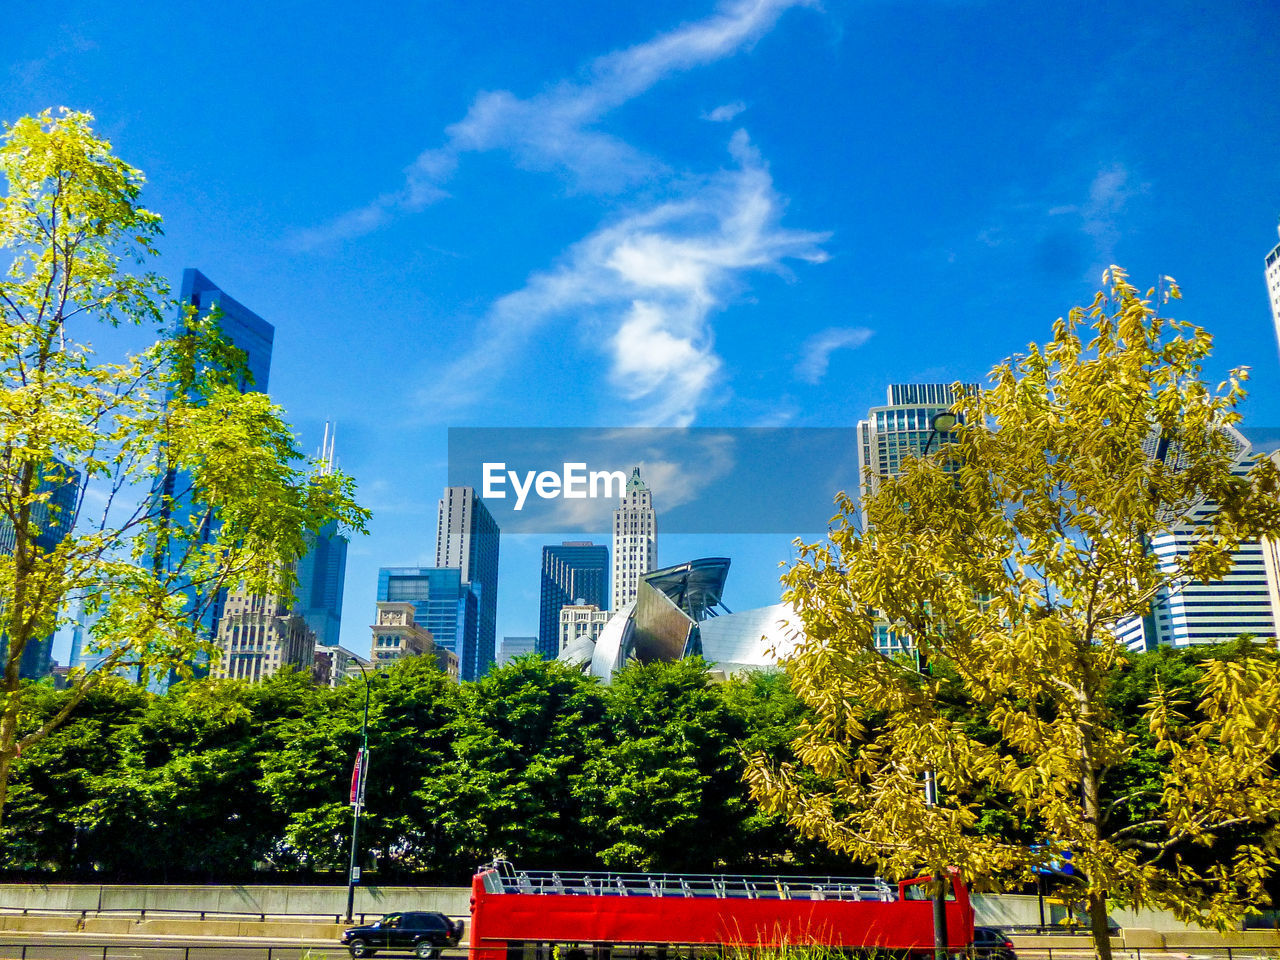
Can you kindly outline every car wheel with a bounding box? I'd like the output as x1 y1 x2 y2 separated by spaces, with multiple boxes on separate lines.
348 938 376 958
415 943 440 959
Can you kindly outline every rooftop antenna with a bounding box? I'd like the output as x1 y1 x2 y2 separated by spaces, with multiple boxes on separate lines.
318 421 338 476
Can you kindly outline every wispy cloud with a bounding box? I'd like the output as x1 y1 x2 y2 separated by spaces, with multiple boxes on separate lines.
977 161 1150 282
794 326 874 384
289 0 813 250
419 131 829 426
704 100 748 122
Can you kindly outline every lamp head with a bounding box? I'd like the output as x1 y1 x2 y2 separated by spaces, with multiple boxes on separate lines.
930 412 959 433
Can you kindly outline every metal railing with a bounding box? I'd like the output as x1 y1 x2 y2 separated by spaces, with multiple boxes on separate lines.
484 860 896 902
0 906 452 925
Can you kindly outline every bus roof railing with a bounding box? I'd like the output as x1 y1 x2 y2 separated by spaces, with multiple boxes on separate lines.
478 860 896 902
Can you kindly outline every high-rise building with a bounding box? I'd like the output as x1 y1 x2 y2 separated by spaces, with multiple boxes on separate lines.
0 459 79 679
376 566 482 679
856 383 977 509
435 487 500 679
611 467 656 611
1266 223 1280 357
1118 427 1277 650
857 383 977 656
293 424 348 648
538 541 609 658
500 635 537 665
211 581 315 683
150 269 275 690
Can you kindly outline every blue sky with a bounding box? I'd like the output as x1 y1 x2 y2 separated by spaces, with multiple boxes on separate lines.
8 0 1280 659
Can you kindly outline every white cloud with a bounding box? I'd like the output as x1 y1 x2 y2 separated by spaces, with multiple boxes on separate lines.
290 0 813 249
704 101 748 122
418 131 829 425
794 326 874 384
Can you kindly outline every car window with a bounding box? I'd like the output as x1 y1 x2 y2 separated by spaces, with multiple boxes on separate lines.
383 914 403 928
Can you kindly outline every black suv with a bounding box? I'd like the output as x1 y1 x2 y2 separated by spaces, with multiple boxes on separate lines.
971 926 1017 960
341 911 464 958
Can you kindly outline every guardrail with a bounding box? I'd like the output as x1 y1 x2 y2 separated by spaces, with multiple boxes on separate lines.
0 907 413 924
0 946 332 960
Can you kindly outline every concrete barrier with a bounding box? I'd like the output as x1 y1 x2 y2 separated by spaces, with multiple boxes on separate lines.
1120 928 1166 949
0 915 80 933
80 917 138 934
0 882 472 919
1164 929 1280 948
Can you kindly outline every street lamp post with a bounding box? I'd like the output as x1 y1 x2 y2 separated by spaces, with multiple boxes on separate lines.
923 410 958 456
922 408 957 960
345 660 371 923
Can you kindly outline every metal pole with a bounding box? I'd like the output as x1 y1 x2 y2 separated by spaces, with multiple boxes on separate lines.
925 770 948 960
1037 873 1046 929
345 660 372 923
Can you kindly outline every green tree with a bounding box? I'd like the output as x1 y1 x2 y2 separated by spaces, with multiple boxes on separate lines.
748 269 1280 959
419 656 606 874
0 676 147 871
0 108 368 825
581 657 765 871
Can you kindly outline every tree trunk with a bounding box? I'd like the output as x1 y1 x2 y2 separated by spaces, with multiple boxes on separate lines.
1087 890 1113 960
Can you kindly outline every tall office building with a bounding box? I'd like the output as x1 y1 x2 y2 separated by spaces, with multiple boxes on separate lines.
435 487 500 679
150 269 275 689
500 635 537 665
856 383 978 508
538 541 609 658
857 383 977 655
0 459 79 679
377 566 481 679
611 467 657 611
1117 426 1277 650
292 424 348 647
1266 223 1280 358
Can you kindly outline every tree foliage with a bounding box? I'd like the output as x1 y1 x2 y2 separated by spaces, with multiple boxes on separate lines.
1 657 818 881
0 108 369 824
747 269 1280 959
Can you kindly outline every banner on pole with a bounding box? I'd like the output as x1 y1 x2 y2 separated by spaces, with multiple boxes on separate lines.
350 748 364 806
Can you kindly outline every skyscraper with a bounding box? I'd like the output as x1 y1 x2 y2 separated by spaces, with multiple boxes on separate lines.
151 269 275 689
377 566 481 679
434 487 500 678
856 383 977 655
1266 223 1280 358
856 383 978 509
500 635 537 665
0 459 79 679
611 467 656 611
1117 426 1277 650
292 424 348 648
538 541 609 657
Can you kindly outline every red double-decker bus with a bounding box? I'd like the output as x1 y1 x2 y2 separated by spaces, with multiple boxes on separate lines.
468 861 974 960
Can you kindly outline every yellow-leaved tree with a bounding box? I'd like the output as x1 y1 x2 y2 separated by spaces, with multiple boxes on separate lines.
0 109 370 826
747 268 1280 960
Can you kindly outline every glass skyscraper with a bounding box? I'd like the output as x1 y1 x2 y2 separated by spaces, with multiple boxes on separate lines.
377 567 480 679
294 519 348 648
0 459 79 679
539 541 609 658
434 487 500 679
150 269 275 690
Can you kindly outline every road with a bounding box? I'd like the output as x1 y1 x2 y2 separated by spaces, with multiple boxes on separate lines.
1 936 1275 960
0 932 474 960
